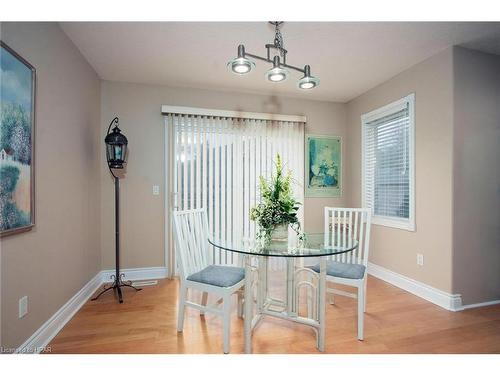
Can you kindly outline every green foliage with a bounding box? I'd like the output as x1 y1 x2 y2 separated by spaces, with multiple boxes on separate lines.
0 165 20 195
250 154 302 241
0 200 30 230
0 102 32 164
0 165 29 230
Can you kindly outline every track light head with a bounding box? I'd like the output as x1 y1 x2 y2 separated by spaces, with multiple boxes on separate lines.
227 45 255 74
298 65 320 89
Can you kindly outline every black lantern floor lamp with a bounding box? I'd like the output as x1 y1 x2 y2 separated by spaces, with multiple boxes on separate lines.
92 117 141 303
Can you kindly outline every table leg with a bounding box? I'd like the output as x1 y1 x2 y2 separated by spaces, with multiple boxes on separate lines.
263 257 268 304
244 255 253 354
318 257 326 352
257 256 267 313
286 257 297 317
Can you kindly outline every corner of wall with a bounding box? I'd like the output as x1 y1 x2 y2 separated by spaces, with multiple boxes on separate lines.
450 46 500 304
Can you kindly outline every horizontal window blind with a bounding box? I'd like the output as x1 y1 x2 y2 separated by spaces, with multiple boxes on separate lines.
362 95 414 230
167 113 305 270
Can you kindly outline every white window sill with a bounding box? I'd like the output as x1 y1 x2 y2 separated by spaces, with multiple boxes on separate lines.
372 216 415 231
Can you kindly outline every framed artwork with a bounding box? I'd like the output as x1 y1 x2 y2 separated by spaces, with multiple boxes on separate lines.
0 41 36 236
305 134 342 198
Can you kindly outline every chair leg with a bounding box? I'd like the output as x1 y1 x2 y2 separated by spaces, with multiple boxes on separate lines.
357 284 364 341
363 278 367 313
200 292 208 316
222 295 231 354
177 284 188 332
237 290 244 318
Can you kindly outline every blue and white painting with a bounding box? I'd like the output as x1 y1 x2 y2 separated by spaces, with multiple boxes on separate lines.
0 42 35 235
305 135 341 197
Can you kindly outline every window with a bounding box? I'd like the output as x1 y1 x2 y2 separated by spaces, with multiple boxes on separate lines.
362 94 415 231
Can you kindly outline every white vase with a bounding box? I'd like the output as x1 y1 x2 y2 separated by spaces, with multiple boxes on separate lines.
271 223 288 243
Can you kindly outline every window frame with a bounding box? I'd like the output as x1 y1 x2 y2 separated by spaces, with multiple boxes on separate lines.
361 93 415 231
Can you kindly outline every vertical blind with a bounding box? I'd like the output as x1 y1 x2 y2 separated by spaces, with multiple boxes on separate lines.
167 113 305 269
363 104 411 220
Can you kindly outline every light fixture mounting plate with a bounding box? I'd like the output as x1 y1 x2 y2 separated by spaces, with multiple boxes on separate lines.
269 21 284 27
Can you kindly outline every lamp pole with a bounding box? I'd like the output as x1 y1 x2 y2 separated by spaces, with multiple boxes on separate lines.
114 175 122 301
92 117 141 303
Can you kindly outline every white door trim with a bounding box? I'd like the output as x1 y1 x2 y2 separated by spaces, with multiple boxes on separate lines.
164 115 176 278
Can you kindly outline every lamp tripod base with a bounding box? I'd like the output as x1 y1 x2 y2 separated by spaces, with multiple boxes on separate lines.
91 274 141 303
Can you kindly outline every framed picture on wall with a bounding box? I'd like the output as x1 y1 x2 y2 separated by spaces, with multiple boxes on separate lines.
305 134 342 198
0 41 36 236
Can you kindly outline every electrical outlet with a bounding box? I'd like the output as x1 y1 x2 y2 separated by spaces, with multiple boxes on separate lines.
417 253 424 266
19 296 28 318
152 185 160 195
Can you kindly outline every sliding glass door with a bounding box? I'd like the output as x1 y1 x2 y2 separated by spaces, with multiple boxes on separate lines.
165 111 304 274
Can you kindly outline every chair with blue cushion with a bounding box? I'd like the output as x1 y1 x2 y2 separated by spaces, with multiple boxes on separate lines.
308 207 371 340
172 208 245 354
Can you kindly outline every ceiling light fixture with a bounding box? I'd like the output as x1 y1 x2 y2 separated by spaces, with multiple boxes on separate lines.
265 55 288 82
297 65 320 89
228 45 256 74
227 21 320 90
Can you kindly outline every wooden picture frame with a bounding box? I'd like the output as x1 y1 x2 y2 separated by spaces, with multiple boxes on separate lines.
0 41 36 237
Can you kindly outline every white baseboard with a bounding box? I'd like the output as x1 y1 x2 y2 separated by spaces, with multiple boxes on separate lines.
16 261 497 353
461 300 500 310
15 272 102 353
368 263 500 312
16 266 168 354
100 266 168 283
367 262 463 311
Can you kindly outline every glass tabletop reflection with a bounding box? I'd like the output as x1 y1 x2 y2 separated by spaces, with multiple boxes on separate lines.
208 233 358 258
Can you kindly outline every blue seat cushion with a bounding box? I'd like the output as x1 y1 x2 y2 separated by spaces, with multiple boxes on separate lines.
308 261 366 279
187 265 245 287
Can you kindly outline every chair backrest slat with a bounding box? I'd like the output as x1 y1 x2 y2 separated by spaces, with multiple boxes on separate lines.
336 210 341 262
347 210 353 264
353 210 359 263
358 210 366 265
324 207 372 266
341 210 347 263
172 209 210 280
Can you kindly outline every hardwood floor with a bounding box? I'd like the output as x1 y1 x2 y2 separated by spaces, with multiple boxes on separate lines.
47 275 500 354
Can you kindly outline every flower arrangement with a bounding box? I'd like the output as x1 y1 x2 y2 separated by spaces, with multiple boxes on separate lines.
250 154 302 242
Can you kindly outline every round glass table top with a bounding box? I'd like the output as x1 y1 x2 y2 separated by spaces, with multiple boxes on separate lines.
208 233 358 258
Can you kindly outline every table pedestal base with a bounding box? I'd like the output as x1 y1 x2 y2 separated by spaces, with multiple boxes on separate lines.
243 256 327 353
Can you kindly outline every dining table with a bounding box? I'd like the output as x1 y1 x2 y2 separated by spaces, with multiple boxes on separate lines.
208 233 358 353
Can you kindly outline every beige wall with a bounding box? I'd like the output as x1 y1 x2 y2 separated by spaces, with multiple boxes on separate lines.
0 23 101 349
1 24 497 353
452 47 500 304
346 48 455 293
100 81 347 269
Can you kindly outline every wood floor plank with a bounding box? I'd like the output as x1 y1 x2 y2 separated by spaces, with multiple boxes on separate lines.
46 275 500 354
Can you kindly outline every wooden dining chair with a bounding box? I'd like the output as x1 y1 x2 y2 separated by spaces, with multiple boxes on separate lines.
172 208 245 354
308 207 372 340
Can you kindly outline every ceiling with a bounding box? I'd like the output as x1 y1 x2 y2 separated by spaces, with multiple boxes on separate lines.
60 22 500 103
